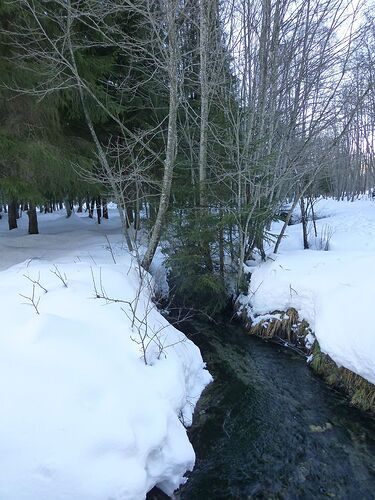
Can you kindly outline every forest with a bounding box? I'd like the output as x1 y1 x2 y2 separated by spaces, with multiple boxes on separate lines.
1 2 375 499
1 0 374 312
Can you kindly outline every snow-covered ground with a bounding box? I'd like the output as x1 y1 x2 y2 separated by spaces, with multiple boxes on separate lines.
240 197 375 385
0 209 212 500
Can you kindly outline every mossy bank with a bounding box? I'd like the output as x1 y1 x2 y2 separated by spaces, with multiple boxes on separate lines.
237 305 375 415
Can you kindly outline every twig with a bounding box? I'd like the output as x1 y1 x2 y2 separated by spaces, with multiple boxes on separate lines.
23 272 48 293
104 234 117 264
50 265 68 287
19 284 40 315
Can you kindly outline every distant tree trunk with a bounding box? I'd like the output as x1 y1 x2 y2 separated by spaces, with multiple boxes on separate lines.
309 197 318 237
102 198 108 219
274 194 301 254
197 0 213 272
199 0 209 209
8 200 18 230
300 197 309 249
77 199 83 213
27 204 39 234
219 225 224 279
228 224 234 262
86 197 93 218
90 199 95 219
65 199 72 218
96 197 102 224
134 207 140 230
126 205 134 228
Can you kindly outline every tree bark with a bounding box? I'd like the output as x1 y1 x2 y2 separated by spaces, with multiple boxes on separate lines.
142 0 179 270
27 204 39 234
102 198 108 219
300 197 309 249
8 200 18 230
65 199 72 218
199 0 209 209
96 197 102 224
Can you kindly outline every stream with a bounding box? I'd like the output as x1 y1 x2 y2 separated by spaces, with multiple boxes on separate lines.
148 317 375 499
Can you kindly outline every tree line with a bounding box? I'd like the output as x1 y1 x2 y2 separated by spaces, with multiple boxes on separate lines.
1 0 374 311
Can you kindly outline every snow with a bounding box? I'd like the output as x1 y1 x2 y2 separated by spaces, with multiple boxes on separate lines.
240 197 375 385
0 209 212 499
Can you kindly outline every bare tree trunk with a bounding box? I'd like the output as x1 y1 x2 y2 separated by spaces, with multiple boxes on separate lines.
274 194 301 254
197 0 214 272
142 0 179 270
28 204 39 234
96 197 102 224
87 198 93 218
65 199 72 218
199 0 209 209
300 196 309 249
102 198 108 219
8 200 18 230
219 225 224 279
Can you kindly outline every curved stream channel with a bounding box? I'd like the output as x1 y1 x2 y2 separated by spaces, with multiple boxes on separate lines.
148 317 375 499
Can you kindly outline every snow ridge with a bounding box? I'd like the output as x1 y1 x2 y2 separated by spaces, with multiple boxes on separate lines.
0 211 212 499
240 197 375 385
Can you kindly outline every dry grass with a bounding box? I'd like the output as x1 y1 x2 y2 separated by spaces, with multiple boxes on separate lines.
243 307 375 415
247 307 311 352
311 344 375 414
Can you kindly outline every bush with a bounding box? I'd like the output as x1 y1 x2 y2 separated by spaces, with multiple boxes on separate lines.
167 243 227 315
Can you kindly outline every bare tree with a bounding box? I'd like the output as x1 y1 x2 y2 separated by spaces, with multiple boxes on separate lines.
4 0 185 268
210 0 367 289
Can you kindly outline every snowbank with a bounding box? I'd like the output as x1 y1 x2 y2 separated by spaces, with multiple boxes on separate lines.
0 210 212 499
240 197 375 385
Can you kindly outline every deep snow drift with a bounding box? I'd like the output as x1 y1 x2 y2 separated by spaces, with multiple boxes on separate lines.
0 210 212 500
240 197 375 385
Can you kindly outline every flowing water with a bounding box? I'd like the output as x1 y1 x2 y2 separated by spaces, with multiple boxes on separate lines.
148 317 375 500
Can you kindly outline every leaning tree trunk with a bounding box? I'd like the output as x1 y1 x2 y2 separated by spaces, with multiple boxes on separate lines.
142 0 179 271
28 204 39 234
8 200 18 230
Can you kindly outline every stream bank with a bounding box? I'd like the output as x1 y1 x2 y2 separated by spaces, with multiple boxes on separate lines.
238 305 375 415
149 315 375 499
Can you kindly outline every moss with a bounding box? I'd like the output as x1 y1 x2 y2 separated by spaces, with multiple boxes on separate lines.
311 345 375 415
242 306 375 415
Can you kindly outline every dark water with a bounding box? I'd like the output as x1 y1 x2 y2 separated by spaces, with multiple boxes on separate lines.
149 318 375 500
